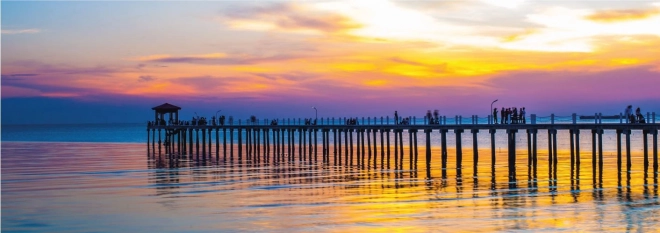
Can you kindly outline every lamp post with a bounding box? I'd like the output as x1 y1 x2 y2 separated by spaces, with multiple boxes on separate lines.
215 110 222 125
312 107 317 120
490 99 498 124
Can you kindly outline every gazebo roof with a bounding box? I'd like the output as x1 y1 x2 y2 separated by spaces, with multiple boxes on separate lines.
152 103 181 113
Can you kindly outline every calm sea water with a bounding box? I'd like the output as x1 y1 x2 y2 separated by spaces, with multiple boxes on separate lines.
2 123 660 232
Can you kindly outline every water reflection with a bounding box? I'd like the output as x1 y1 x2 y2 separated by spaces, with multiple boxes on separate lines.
4 142 660 232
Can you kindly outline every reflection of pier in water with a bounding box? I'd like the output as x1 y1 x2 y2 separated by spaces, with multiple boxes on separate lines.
145 142 660 229
147 122 659 183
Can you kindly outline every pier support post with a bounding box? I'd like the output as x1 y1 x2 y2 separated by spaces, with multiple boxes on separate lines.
553 129 559 171
216 128 219 159
625 129 632 172
256 129 261 161
152 129 156 155
314 129 318 161
356 129 362 163
349 129 354 165
385 129 391 167
409 129 414 169
158 129 162 156
573 129 580 177
507 129 518 179
189 129 193 156
528 129 533 168
195 129 200 159
368 129 373 163
300 128 306 160
321 129 327 160
238 128 242 160
308 128 313 157
399 129 404 168
334 129 338 163
653 129 658 176
644 129 649 173
455 129 464 171
617 129 622 173
529 129 538 175
412 129 418 169
362 129 368 165
394 129 399 166
380 129 385 168
229 128 234 160
490 129 496 168
281 129 286 160
570 129 575 175
373 129 378 167
590 129 596 177
597 129 603 177
344 129 349 163
472 129 479 177
202 129 207 159
425 129 432 171
274 129 279 160
440 129 448 177
338 129 343 160
147 129 151 156
547 129 555 173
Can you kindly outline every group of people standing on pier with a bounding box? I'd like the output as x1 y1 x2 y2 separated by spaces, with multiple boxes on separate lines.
494 107 526 124
425 110 441 125
346 118 359 125
304 118 317 125
625 105 647 124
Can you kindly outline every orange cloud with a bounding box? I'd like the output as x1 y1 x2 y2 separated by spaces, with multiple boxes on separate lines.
586 8 660 22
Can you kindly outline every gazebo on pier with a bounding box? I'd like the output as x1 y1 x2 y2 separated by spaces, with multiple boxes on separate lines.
152 103 181 125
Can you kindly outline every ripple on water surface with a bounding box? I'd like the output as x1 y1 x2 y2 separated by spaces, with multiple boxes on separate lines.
2 142 660 232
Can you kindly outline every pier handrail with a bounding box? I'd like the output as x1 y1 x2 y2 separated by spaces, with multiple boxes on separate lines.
151 112 658 127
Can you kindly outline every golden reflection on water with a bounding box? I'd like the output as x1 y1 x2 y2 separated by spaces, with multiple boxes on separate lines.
3 141 660 232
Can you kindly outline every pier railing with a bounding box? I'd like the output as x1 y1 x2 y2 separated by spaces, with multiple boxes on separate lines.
150 112 658 127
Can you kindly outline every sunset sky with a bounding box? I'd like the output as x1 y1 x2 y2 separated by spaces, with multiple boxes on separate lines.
2 1 660 124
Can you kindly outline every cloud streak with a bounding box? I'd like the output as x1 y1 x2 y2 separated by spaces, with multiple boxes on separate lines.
220 2 361 34
586 8 660 22
1 28 40 34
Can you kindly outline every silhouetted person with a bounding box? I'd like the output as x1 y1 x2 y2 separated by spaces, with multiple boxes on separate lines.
433 110 439 125
394 111 399 125
636 107 645 123
521 107 526 124
493 108 498 124
512 107 518 124
625 105 633 123
426 110 432 125
500 107 505 124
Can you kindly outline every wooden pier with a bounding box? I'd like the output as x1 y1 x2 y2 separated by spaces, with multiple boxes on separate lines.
147 103 659 181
